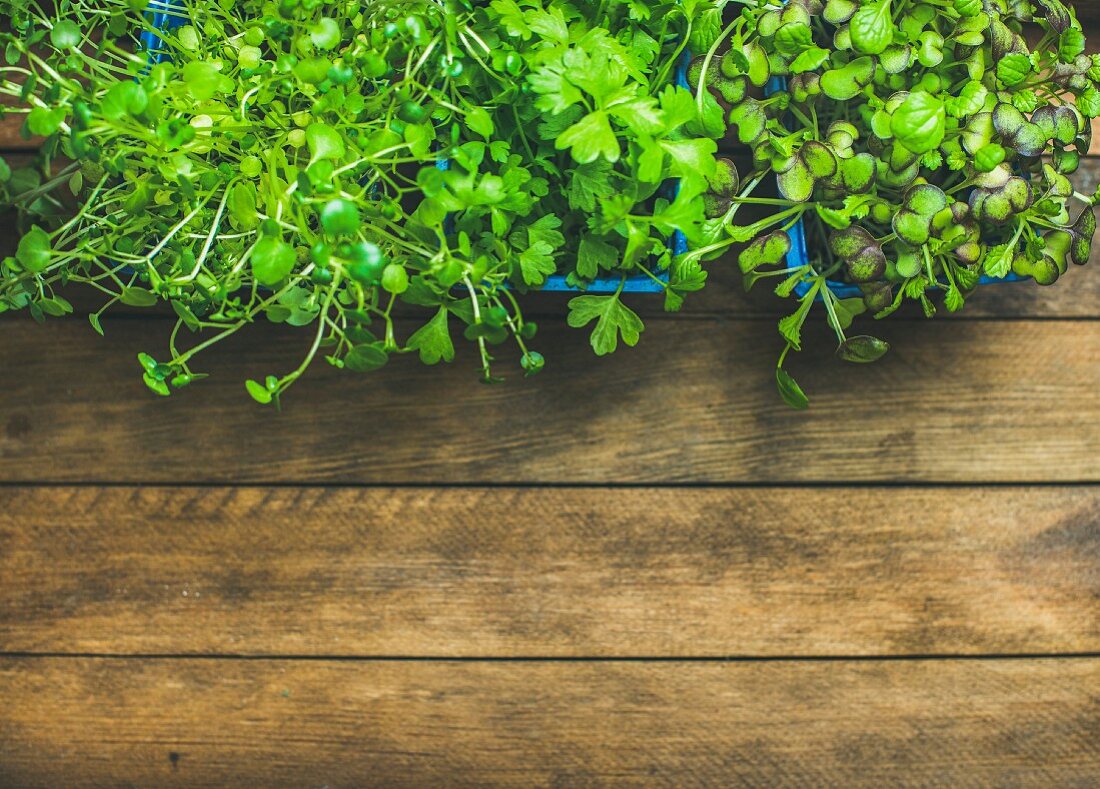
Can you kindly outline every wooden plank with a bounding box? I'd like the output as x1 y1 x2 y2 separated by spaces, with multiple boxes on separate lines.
0 657 1095 786
0 97 31 150
0 318 1095 484
1 486 1095 656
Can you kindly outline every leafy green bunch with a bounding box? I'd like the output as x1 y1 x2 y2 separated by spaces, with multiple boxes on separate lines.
699 0 1099 407
0 0 735 402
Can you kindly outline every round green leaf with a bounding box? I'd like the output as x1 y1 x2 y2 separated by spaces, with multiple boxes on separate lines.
251 237 296 286
182 61 229 101
101 81 148 121
306 123 345 162
320 198 360 236
344 343 389 372
50 20 81 49
310 17 341 50
15 226 51 273
25 107 65 137
381 263 409 294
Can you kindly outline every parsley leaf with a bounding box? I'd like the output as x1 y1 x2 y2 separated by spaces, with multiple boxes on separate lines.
567 293 645 355
568 159 615 211
557 110 620 163
407 307 455 364
577 235 618 278
514 214 565 285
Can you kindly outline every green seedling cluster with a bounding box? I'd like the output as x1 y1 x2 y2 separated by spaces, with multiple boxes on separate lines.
1 0 1096 408
696 0 1098 406
0 0 742 402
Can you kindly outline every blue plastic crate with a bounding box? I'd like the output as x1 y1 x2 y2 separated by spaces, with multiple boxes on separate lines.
141 2 689 294
765 76 1025 299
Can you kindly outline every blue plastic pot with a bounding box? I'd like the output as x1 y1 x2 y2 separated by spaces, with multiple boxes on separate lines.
766 76 1025 300
141 2 690 294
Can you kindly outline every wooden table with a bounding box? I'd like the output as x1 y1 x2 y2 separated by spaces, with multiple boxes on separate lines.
2 27 1099 787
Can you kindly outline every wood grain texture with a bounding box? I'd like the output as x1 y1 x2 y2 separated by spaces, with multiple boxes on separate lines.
0 657 1096 787
0 98 30 150
1 486 1096 657
0 318 1096 485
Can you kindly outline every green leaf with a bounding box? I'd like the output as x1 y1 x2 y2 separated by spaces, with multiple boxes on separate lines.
836 335 890 363
345 343 389 372
465 107 494 139
568 159 615 211
172 300 201 331
820 57 875 100
182 61 229 101
26 107 65 137
1059 28 1086 62
891 91 946 154
516 214 564 286
849 0 894 56
143 372 171 397
137 352 158 373
306 123 345 162
997 53 1032 87
832 297 867 330
1078 87 1100 119
944 284 965 312
310 17 341 50
636 143 665 184
119 287 158 307
983 243 1013 278
50 20 81 49
15 225 51 273
320 198 360 236
101 81 148 120
776 368 809 409
577 236 618 278
227 182 259 231
519 242 556 286
566 294 644 356
528 63 582 114
774 22 814 56
947 81 988 118
739 231 791 273
790 47 830 73
659 138 717 183
526 5 569 44
245 379 273 404
251 237 296 286
407 307 454 364
556 111 619 164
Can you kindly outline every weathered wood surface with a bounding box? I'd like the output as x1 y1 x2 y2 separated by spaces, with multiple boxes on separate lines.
0 657 1096 788
1 11 1098 787
0 317 1096 484
1 486 1096 657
